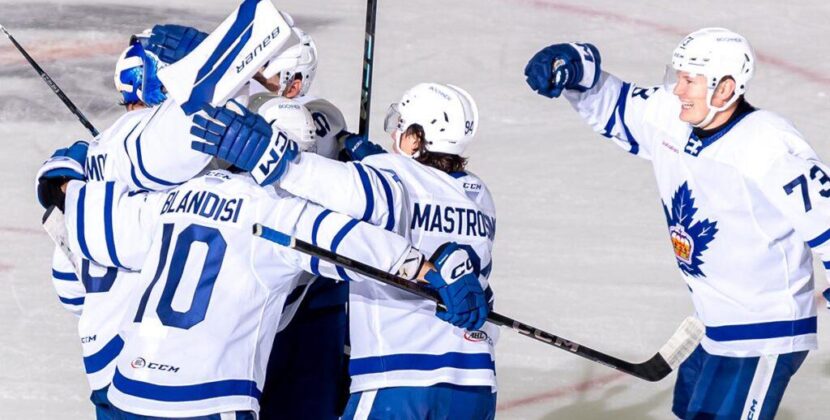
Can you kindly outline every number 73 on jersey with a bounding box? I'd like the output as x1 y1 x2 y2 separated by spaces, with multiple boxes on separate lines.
783 163 830 212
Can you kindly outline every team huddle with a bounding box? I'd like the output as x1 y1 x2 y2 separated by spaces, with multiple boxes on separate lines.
31 2 828 420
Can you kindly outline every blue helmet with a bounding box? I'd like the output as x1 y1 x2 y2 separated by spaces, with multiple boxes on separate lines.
113 41 166 106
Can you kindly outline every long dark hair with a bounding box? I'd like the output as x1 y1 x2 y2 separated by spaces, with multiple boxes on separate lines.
405 124 468 173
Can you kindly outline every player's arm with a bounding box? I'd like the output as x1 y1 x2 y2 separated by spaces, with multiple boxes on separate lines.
116 99 213 191
50 247 85 316
266 198 488 330
524 43 667 159
190 103 402 230
61 180 166 272
755 150 830 298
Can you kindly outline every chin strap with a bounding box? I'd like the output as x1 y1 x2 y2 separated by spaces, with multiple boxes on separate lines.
693 88 741 128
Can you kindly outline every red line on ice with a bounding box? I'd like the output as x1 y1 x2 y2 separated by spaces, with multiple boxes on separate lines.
497 371 626 411
0 40 124 64
513 0 830 87
0 226 43 235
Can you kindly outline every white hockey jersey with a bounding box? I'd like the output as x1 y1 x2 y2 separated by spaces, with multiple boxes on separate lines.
280 152 498 392
564 71 825 356
48 100 212 391
62 171 416 417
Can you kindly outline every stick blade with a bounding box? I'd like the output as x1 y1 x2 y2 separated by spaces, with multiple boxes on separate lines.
658 316 705 370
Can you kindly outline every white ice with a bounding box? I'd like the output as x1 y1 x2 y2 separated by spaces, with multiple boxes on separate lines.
1 0 829 418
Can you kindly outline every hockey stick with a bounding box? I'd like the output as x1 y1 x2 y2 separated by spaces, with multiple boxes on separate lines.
0 24 99 137
253 223 704 382
42 205 82 277
357 0 378 137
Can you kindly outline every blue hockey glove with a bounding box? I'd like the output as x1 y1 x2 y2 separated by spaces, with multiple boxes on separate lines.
337 130 386 161
524 42 601 98
143 24 207 64
424 242 489 331
36 141 88 210
191 101 299 186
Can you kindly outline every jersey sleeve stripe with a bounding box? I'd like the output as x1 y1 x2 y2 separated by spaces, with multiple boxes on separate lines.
58 295 85 305
601 82 640 155
104 182 126 269
52 269 78 281
349 352 495 375
330 219 360 282
76 185 94 261
134 133 178 187
823 261 830 270
366 166 395 231
807 228 830 248
83 335 125 374
705 316 816 342
353 163 375 222
112 368 262 402
309 209 333 276
121 121 151 191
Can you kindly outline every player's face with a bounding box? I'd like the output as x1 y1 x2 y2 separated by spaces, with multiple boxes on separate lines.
673 71 710 125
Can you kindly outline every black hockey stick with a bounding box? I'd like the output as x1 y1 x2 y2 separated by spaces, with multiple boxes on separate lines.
0 24 99 136
253 223 704 382
357 0 378 137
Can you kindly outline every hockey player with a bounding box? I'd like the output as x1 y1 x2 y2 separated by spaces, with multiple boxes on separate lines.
524 28 824 419
37 40 172 419
144 22 354 418
37 161 486 418
189 82 498 419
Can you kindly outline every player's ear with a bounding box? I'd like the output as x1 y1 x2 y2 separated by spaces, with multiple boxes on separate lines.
285 78 303 98
713 77 736 107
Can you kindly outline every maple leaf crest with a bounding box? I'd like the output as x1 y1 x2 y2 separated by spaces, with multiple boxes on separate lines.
661 182 718 277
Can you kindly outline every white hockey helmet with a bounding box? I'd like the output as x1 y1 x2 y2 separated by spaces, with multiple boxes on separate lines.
384 83 479 156
256 96 317 152
114 42 166 106
671 27 755 127
260 27 318 97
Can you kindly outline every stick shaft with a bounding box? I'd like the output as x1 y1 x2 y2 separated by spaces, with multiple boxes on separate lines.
358 0 378 137
1 25 99 136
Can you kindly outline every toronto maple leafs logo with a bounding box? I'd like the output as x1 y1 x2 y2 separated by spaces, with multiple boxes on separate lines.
662 182 718 277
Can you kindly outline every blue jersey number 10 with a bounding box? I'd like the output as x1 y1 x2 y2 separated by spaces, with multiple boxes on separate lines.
134 224 227 329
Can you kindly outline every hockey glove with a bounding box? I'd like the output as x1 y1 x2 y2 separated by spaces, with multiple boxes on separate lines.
337 130 386 162
143 24 207 64
191 101 299 186
36 141 88 211
424 242 489 331
524 43 601 98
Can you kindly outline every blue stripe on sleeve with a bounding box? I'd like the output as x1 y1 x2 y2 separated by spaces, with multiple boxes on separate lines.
823 261 830 270
600 82 639 155
349 352 495 376
353 163 375 222
331 219 360 282
705 317 817 342
76 185 93 261
58 295 85 305
121 121 150 191
310 209 333 276
134 133 178 187
615 83 640 155
807 228 830 248
83 335 124 374
52 269 77 281
366 166 395 231
103 182 125 269
113 368 262 402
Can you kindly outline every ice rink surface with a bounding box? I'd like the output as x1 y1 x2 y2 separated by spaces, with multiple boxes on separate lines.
1 0 829 418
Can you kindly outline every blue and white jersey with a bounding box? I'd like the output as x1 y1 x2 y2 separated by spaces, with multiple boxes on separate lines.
48 103 201 391
563 71 825 356
61 171 416 417
280 152 498 392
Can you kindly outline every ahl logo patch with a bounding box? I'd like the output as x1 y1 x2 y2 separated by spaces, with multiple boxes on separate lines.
662 182 718 277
